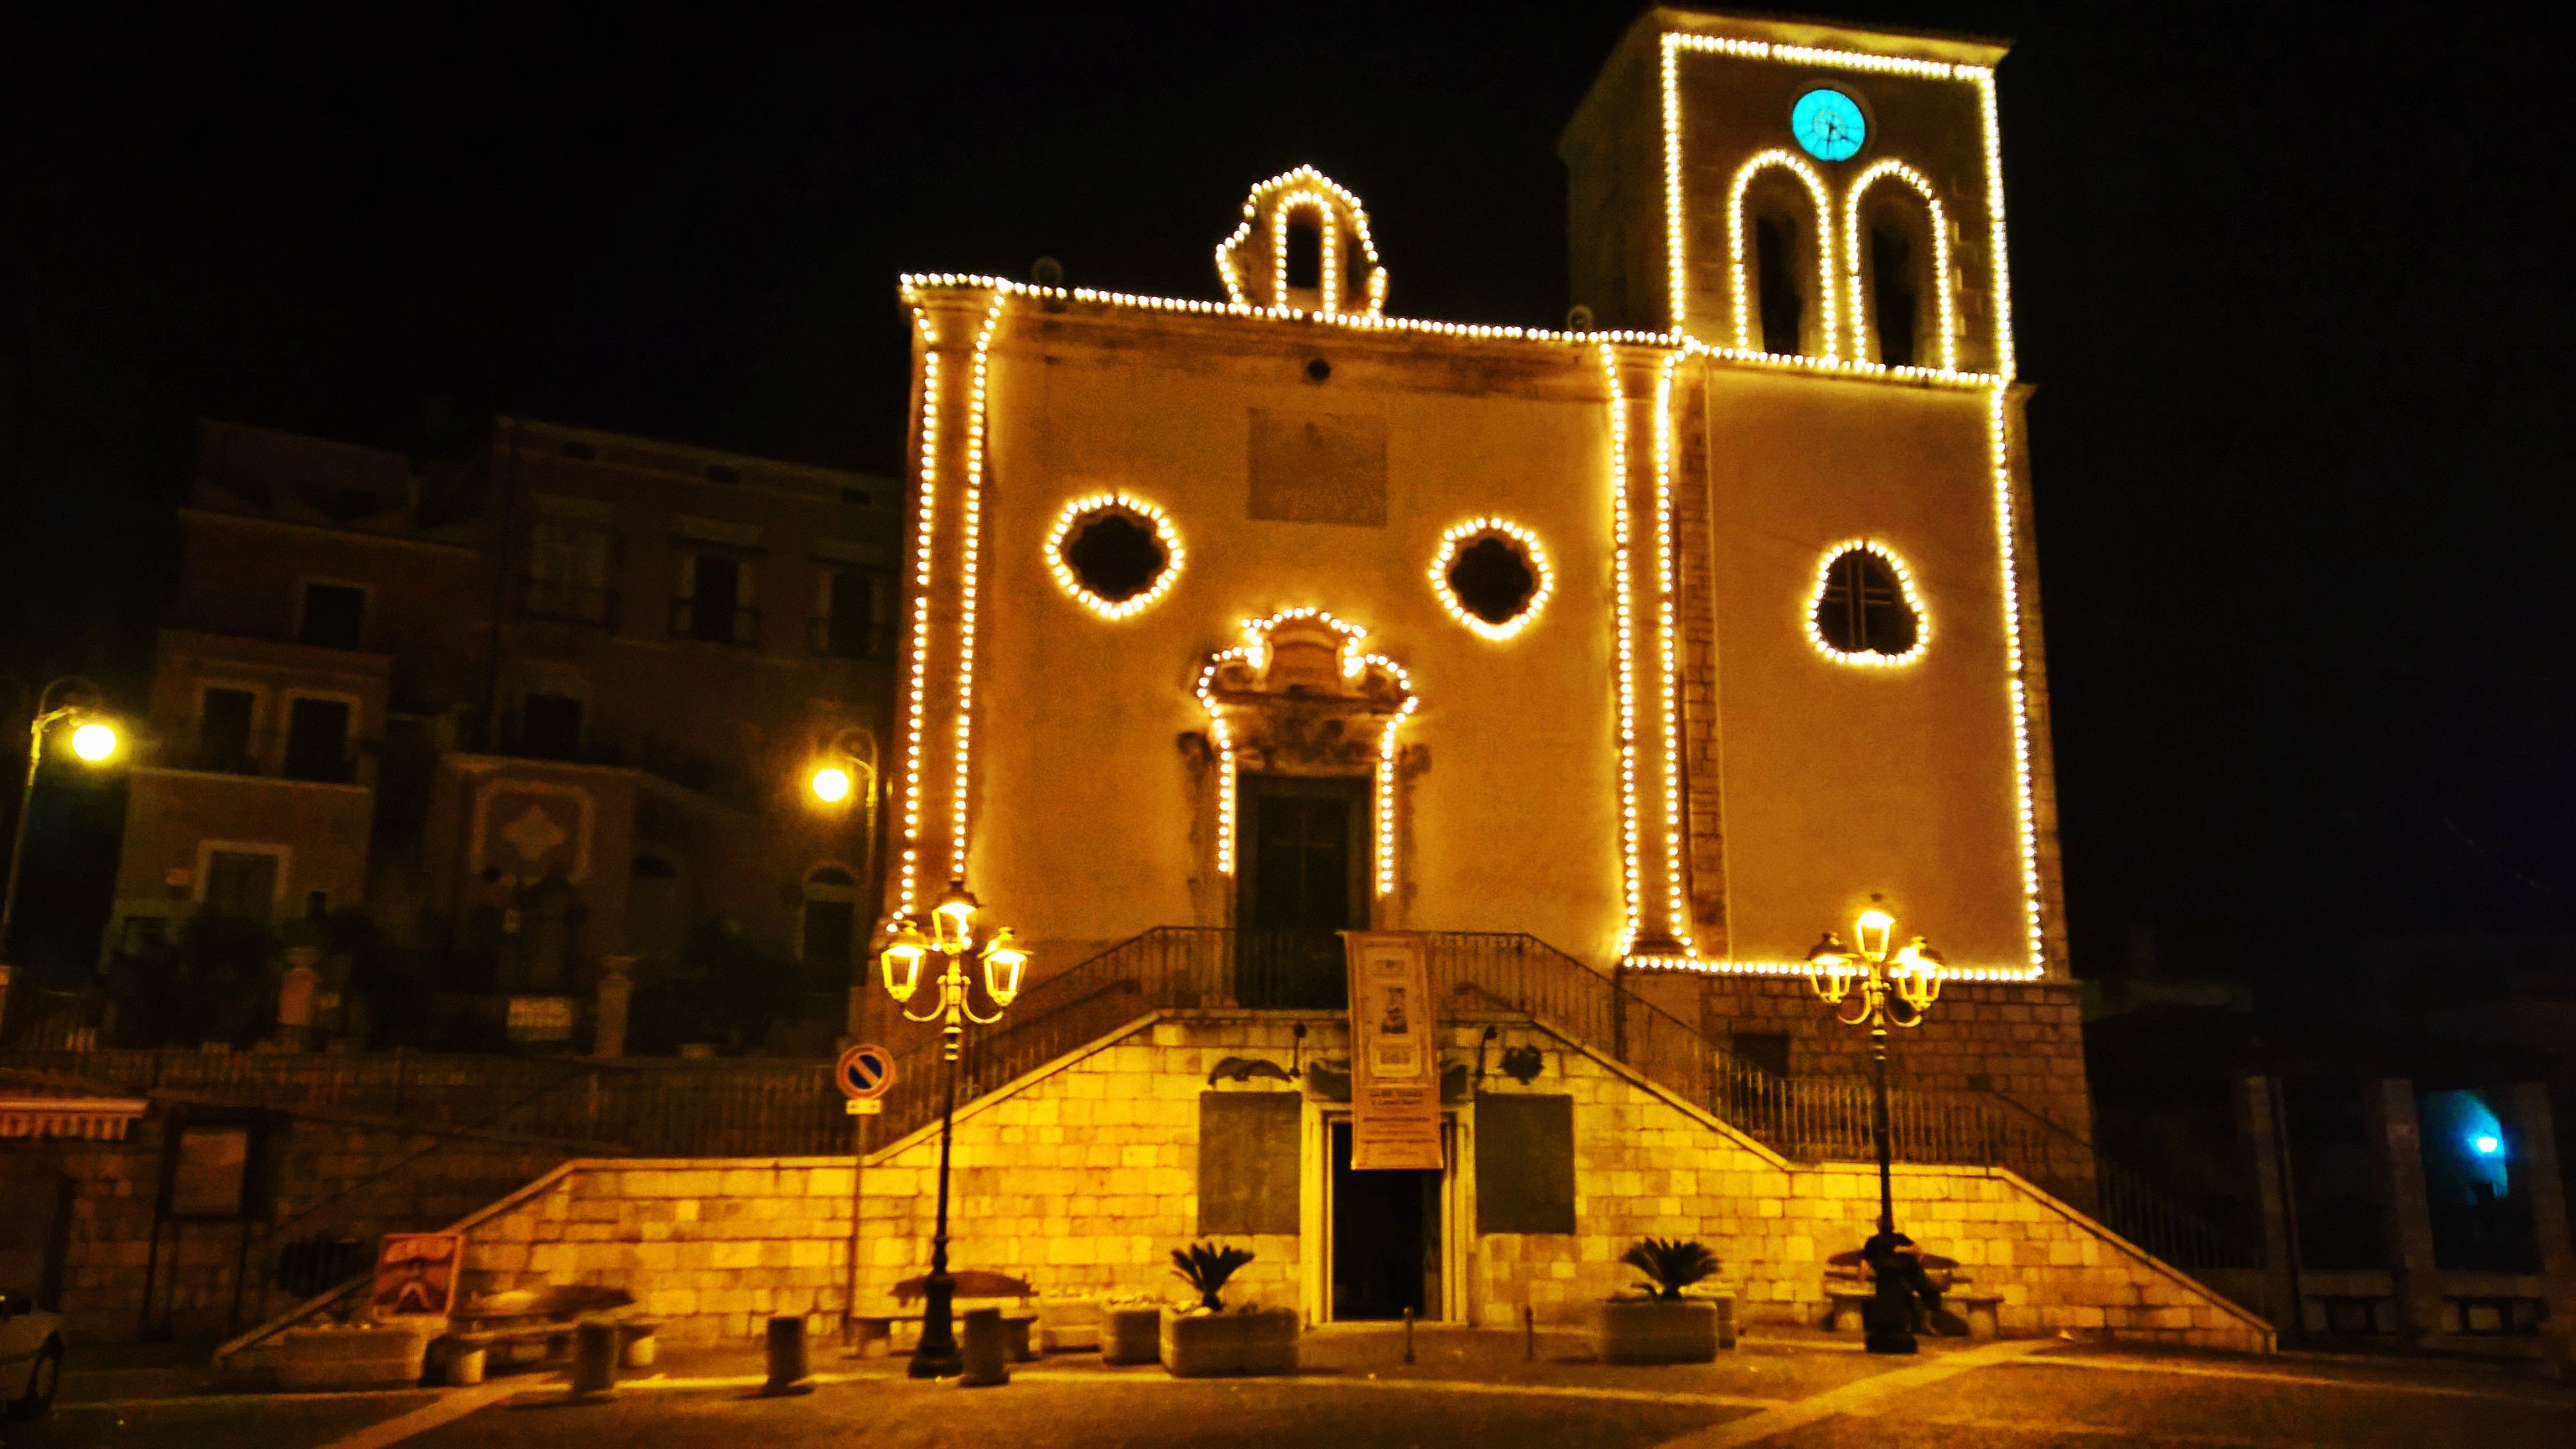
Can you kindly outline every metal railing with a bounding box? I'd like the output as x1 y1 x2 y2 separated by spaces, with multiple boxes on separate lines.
0 1049 846 1156
851 926 2255 1271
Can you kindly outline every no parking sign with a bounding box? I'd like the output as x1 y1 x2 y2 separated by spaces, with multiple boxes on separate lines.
835 1043 895 1114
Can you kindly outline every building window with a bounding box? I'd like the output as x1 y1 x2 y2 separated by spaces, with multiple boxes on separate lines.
813 568 887 658
627 854 686 962
281 697 354 782
196 688 258 774
1868 223 1919 368
674 552 757 644
203 849 282 923
800 865 857 971
1047 494 1184 619
1810 545 1925 663
1754 213 1805 356
520 693 584 761
521 522 617 626
299 583 366 649
1431 519 1555 641
1284 215 1323 293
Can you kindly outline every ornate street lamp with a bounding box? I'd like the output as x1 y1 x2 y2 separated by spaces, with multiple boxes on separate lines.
877 882 1026 1378
1805 899 1944 1354
0 678 124 1036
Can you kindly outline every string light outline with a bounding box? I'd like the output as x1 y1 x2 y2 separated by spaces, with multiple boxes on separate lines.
1804 539 1932 667
892 309 943 919
1193 609 1415 898
903 272 1992 387
1652 353 1694 950
901 90 2043 973
1215 166 1388 316
1841 158 1956 371
1428 517 1556 641
1656 29 2016 380
1045 492 1187 620
1726 149 1840 359
948 293 1009 883
1600 346 1644 953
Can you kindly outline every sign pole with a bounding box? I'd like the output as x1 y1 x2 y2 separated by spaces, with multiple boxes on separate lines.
830 1041 894 1353
845 1105 866 1349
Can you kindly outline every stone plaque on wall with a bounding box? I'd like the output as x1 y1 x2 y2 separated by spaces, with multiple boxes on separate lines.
1197 1092 1301 1236
1475 1093 1576 1234
1248 409 1388 527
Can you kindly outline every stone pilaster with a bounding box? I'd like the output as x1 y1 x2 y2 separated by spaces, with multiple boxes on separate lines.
2366 1078 2444 1342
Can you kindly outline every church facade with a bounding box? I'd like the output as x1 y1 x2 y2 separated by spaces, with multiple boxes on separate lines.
888 5 2080 1125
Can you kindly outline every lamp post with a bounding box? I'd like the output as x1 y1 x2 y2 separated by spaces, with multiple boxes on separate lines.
0 678 123 1037
1805 900 1944 1354
876 882 1027 1379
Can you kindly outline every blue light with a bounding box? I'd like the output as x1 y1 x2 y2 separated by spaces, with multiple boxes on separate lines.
1791 89 1867 162
2472 1133 2503 1158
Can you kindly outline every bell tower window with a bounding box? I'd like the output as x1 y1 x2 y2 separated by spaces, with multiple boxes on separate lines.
1754 213 1805 356
1869 223 1919 368
1285 216 1322 293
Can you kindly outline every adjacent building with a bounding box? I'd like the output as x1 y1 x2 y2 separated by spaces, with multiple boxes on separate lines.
105 418 898 1052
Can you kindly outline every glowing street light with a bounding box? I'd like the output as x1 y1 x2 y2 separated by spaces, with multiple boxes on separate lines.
1806 896 1945 1355
808 762 854 804
1 681 127 1037
875 882 1029 1379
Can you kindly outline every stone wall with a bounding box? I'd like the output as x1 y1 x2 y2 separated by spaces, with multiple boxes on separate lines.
442 1010 2264 1352
19 1108 569 1340
1691 975 2091 1135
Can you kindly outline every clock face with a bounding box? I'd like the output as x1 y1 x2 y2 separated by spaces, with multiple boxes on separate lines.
1791 88 1867 162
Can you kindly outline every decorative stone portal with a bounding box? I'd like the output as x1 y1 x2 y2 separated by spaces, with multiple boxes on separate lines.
1193 611 1420 948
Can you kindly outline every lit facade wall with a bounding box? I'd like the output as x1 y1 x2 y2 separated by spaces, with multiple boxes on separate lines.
890 6 2070 997
964 314 1628 966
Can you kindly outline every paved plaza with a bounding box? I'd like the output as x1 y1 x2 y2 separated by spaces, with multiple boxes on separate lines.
12 1326 2574 1449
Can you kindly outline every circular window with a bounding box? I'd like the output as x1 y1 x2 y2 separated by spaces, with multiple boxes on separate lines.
1431 518 1554 640
1790 88 1867 162
1046 493 1184 619
1807 542 1927 665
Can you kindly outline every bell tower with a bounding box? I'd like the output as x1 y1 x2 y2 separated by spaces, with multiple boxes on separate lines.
1561 7 2012 375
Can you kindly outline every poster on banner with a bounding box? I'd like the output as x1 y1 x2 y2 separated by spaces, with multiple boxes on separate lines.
1343 931 1444 1171
371 1232 465 1318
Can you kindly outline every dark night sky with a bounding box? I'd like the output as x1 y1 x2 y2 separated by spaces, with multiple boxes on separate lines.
5 3 2571 990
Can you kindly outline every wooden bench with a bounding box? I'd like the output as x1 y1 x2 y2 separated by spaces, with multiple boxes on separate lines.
431 1286 662 1386
1820 1249 1998 1338
848 1307 1037 1362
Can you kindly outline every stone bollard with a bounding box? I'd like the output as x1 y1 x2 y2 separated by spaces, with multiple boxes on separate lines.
957 1307 1010 1387
763 1315 814 1395
568 1320 620 1400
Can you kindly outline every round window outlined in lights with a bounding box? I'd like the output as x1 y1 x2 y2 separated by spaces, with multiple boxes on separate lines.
1805 540 1927 667
1790 88 1867 163
1046 493 1186 620
1430 517 1555 641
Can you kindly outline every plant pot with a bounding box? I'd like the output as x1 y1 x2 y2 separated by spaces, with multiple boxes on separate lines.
1159 1307 1299 1378
1595 1298 1721 1365
273 1321 442 1389
1101 1306 1163 1365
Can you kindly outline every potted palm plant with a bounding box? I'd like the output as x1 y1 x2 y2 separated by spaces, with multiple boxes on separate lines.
1596 1239 1726 1364
1159 1242 1298 1377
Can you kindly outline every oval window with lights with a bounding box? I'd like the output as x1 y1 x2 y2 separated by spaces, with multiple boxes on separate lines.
1806 542 1927 665
1431 518 1554 640
1046 493 1185 620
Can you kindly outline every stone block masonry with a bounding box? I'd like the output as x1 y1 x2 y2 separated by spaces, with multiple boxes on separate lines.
440 1010 2266 1353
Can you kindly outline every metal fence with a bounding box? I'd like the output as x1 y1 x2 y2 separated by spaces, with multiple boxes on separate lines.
0 1048 847 1157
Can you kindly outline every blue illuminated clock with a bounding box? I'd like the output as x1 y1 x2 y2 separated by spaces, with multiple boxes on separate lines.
1791 88 1867 162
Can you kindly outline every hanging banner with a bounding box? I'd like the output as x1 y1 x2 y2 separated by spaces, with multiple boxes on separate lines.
1344 931 1444 1171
